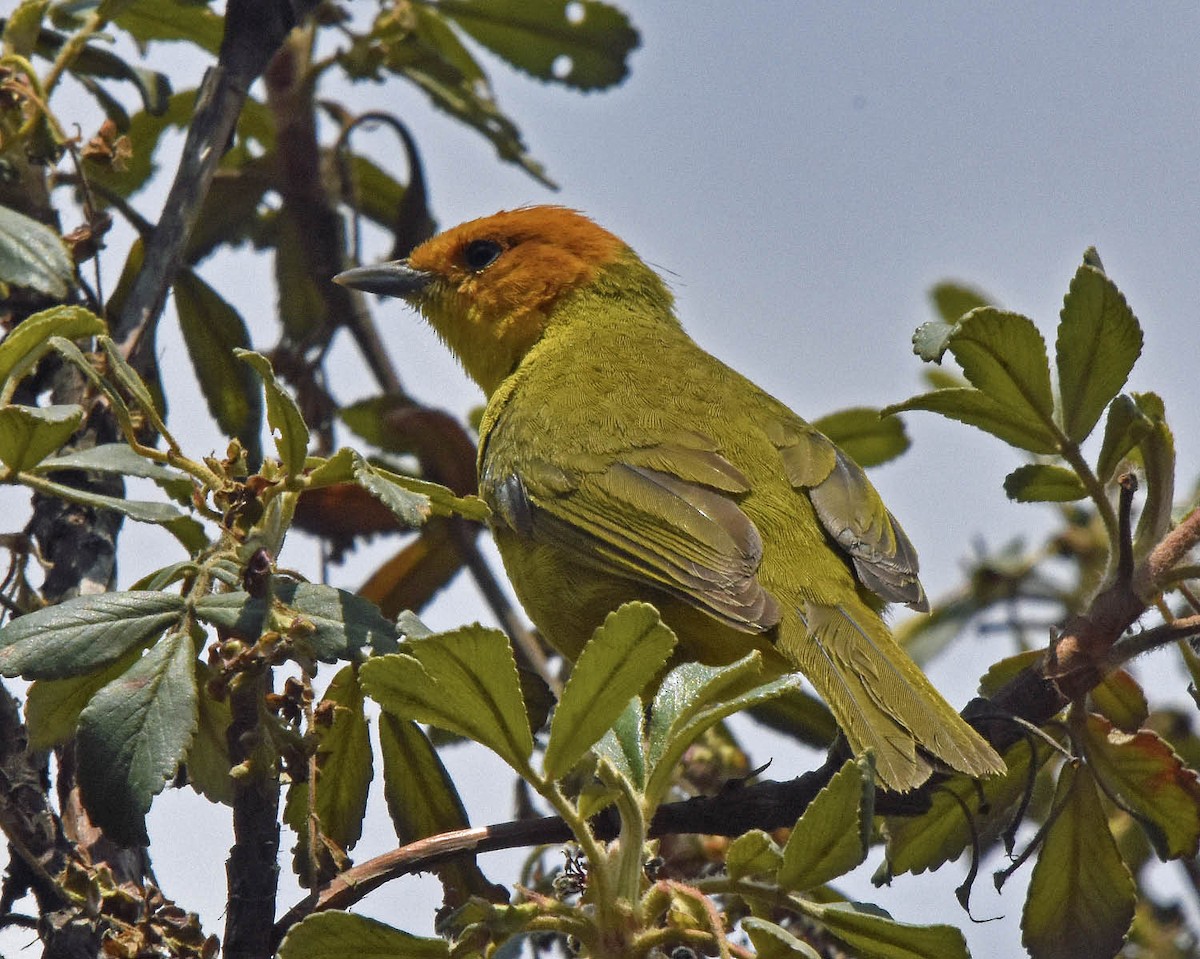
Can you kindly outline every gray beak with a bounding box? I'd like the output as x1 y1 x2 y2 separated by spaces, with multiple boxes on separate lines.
333 261 433 298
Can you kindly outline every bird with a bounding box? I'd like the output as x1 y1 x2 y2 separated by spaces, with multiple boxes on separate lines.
334 206 1004 791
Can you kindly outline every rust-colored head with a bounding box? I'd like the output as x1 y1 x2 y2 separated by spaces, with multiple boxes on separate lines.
335 206 635 394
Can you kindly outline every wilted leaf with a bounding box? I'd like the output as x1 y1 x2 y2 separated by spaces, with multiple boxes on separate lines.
358 518 472 619
1021 763 1135 959
813 407 910 468
0 202 75 299
0 590 185 679
0 404 83 472
1082 713 1200 860
1056 260 1143 444
77 630 199 845
278 912 448 959
361 625 534 774
543 602 676 779
779 757 873 891
1003 464 1087 503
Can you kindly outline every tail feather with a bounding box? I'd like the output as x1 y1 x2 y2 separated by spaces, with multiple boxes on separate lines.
784 601 1004 791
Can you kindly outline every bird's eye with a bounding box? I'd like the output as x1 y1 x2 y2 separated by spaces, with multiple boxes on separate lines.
463 239 503 272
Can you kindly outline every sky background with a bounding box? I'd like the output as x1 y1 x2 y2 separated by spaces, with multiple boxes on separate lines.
6 5 1200 958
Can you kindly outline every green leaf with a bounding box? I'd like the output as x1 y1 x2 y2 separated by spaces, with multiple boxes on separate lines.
278 912 448 959
26 474 184 524
307 665 373 851
746 687 838 750
113 0 223 54
1130 393 1174 556
543 602 676 779
192 580 401 661
1003 463 1087 503
0 306 105 393
24 647 143 748
948 308 1055 423
99 335 167 430
0 204 74 299
779 757 873 891
812 407 910 468
235 349 309 478
77 630 199 845
64 37 171 115
1021 763 1135 959
351 454 432 529
795 899 968 959
437 0 639 91
929 281 992 324
379 714 495 899
726 830 784 881
361 625 533 774
885 387 1058 454
186 663 233 805
1081 713 1200 860
357 456 490 522
4 1 50 57
37 443 192 504
742 917 822 959
645 655 796 805
0 404 83 471
594 698 646 789
173 268 262 448
1055 261 1143 443
0 590 185 679
1088 670 1148 734
1095 394 1154 484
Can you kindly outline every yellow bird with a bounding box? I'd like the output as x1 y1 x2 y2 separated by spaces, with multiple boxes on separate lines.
335 206 1003 790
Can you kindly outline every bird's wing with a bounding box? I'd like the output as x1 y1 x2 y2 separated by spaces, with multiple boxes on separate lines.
484 431 781 633
765 418 928 610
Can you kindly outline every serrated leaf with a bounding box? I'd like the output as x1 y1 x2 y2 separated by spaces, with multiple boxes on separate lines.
645 655 796 805
0 404 83 471
881 739 1044 879
308 665 373 851
795 899 968 959
28 474 184 524
911 318 960 363
0 205 74 299
594 698 646 789
4 0 50 57
173 268 262 449
885 388 1058 454
77 630 199 845
812 407 910 469
929 281 992 325
361 625 533 774
1081 713 1200 860
1003 463 1087 503
1056 262 1143 443
543 602 676 779
779 757 873 891
742 917 822 959
235 349 309 477
1095 394 1153 484
351 453 430 529
726 830 784 881
1021 763 1135 959
24 647 143 748
0 306 105 393
278 912 449 959
354 455 490 522
379 714 495 900
192 580 401 661
438 0 639 91
0 590 185 679
1089 670 1148 733
186 663 232 805
949 308 1055 423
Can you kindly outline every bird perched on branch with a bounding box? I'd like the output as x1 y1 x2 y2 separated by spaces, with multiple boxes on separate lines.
335 206 1003 791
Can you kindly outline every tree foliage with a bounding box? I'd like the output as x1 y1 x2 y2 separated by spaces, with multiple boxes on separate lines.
1 4 1199 959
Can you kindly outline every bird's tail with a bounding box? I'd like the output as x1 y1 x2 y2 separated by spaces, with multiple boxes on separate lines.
782 600 1005 792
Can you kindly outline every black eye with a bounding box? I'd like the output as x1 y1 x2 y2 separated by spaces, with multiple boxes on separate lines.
463 238 503 271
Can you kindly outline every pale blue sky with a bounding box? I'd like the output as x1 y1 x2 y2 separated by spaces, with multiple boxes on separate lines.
7 6 1199 958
